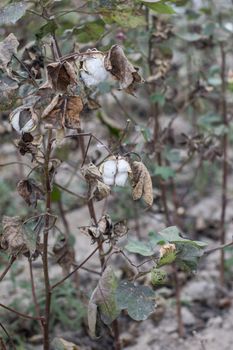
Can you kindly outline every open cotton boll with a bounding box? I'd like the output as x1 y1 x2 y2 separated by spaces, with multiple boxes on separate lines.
80 71 99 87
10 107 38 134
81 54 108 87
102 160 117 177
115 172 128 187
103 176 115 186
117 158 131 173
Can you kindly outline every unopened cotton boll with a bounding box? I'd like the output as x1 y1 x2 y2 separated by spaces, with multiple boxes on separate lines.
81 53 109 87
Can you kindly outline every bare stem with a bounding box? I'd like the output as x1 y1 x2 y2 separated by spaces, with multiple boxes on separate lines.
29 259 43 333
0 303 44 321
0 256 16 282
42 129 53 350
219 43 228 286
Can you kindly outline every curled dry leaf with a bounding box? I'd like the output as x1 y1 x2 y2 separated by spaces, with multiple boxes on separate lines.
94 180 111 201
10 106 38 134
1 216 27 255
104 45 143 94
53 236 75 275
99 156 131 187
42 60 77 92
0 33 19 70
80 215 112 241
42 95 83 129
17 179 44 207
65 96 83 129
81 51 108 87
131 161 153 207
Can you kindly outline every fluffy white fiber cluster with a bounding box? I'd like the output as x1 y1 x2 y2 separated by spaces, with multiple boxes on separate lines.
100 157 131 187
80 53 109 87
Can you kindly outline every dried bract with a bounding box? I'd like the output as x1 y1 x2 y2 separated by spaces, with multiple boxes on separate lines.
131 161 153 207
43 60 77 92
104 45 143 93
17 179 44 207
0 33 19 71
1 216 27 255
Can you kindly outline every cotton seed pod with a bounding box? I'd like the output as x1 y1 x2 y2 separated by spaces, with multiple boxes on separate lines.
81 52 109 87
131 161 153 207
99 156 131 187
10 106 38 134
159 243 176 259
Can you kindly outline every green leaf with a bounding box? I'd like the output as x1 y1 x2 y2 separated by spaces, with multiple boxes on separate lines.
142 1 176 14
175 242 204 272
125 238 155 256
0 1 28 25
148 231 166 245
73 19 105 43
88 266 120 337
155 166 175 180
116 281 156 321
110 10 145 28
150 92 165 106
36 20 58 40
51 186 61 202
158 226 207 248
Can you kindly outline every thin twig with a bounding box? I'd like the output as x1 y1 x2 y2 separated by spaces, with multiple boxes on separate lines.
50 246 99 290
0 303 44 321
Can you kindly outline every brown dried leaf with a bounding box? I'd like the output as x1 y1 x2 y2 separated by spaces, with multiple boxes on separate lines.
53 236 75 275
45 60 77 92
65 96 83 129
104 45 143 94
0 33 19 70
94 180 111 201
131 161 153 207
17 179 44 207
1 216 27 255
82 163 110 201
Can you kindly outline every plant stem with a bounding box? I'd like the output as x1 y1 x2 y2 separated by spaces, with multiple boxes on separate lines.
0 303 44 321
0 256 16 282
29 259 43 333
173 265 184 337
42 129 53 350
219 43 228 286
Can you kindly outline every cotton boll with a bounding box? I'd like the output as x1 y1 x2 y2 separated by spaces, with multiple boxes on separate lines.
80 71 99 88
103 176 115 186
103 160 117 177
115 172 128 187
81 54 108 87
10 111 21 132
10 108 38 134
117 158 131 173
